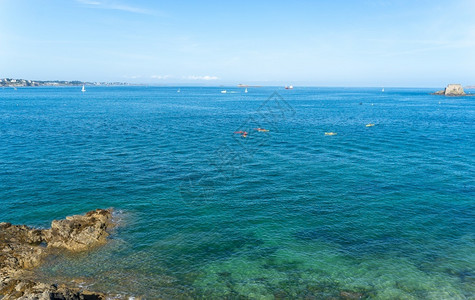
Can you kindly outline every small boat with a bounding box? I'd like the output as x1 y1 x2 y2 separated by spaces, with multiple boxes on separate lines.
81 85 86 92
177 88 180 93
325 132 337 136
245 88 248 93
366 123 375 127
221 90 227 94
285 85 293 90
381 88 384 92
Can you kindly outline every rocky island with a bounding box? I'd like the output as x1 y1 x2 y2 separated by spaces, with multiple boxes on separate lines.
431 84 472 96
0 209 115 299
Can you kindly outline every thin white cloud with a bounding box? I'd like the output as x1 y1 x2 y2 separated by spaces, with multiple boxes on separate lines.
76 0 101 5
123 75 142 79
184 75 219 81
75 0 155 15
151 75 172 80
123 75 220 81
107 4 153 15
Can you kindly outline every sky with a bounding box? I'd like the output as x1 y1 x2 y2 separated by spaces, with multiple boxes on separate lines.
0 0 474 87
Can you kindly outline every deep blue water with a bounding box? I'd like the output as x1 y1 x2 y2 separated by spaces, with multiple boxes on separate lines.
0 86 474 299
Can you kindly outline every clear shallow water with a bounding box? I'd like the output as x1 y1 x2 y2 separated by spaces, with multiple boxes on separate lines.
0 86 474 299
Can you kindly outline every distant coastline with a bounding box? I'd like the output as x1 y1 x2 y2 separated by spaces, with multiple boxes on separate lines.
0 78 130 87
2 79 474 89
237 84 263 88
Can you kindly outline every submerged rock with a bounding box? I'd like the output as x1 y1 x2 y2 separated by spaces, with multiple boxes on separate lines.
340 290 366 299
0 209 114 299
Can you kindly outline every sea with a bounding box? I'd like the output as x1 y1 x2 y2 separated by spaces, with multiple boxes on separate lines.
0 86 473 299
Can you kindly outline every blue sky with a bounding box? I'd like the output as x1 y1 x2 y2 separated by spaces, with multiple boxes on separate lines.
1 0 474 87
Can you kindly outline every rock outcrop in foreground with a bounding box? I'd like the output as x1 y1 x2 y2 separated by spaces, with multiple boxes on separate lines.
432 84 466 96
1 209 114 300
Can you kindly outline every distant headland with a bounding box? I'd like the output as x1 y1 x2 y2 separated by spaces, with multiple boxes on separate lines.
237 84 263 87
0 78 130 87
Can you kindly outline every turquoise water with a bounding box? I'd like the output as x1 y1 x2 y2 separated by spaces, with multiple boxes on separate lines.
0 86 474 299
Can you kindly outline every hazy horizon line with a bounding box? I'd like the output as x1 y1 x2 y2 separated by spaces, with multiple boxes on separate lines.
2 77 474 89
5 84 475 89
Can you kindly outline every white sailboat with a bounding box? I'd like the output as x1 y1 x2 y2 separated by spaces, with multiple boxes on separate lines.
81 85 86 92
177 88 181 93
221 90 227 94
244 88 248 93
381 88 384 92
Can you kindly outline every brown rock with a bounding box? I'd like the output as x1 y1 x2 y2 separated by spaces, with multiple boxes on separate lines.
444 84 465 96
431 84 467 96
1 278 107 300
0 209 113 299
44 209 113 251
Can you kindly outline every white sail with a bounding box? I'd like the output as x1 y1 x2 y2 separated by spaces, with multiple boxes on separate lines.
81 85 86 92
